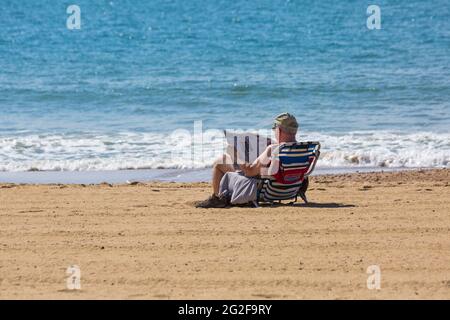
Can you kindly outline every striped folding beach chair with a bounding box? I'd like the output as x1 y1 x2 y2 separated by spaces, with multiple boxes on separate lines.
255 141 321 206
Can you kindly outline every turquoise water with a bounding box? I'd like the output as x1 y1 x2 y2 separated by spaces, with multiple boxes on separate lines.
0 0 449 172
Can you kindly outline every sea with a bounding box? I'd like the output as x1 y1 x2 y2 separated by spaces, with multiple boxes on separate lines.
0 0 449 183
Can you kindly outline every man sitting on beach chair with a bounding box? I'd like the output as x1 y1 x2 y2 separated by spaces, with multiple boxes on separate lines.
196 113 320 208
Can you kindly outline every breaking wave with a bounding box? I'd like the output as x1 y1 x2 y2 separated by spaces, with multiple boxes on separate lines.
0 131 449 172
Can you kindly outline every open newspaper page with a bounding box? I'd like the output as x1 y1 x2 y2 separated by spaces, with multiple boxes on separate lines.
224 130 273 166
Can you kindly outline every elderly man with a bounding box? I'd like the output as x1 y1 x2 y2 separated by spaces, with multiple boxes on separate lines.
196 113 299 208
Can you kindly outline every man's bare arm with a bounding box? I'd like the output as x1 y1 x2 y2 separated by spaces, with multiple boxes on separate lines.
239 162 261 177
239 146 272 177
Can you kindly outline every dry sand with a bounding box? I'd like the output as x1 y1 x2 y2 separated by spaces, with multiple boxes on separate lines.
1 169 450 299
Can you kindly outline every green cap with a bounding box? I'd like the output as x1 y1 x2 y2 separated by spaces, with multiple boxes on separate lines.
272 112 298 134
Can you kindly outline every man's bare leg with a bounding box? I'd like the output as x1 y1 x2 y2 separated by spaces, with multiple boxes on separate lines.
212 154 235 196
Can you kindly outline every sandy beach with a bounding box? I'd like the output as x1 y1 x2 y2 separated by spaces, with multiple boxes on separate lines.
1 168 450 299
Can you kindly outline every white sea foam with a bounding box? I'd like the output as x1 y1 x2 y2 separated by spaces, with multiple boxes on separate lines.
0 131 449 172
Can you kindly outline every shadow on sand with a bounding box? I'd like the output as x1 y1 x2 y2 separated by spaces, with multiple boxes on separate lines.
261 202 356 209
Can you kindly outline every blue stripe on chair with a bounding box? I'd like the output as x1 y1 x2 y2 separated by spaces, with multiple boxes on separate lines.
279 156 311 164
282 162 310 168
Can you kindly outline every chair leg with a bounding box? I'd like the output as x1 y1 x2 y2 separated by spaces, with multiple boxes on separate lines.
298 191 308 204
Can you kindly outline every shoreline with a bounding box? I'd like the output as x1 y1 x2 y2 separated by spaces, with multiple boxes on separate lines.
0 166 442 185
1 168 450 299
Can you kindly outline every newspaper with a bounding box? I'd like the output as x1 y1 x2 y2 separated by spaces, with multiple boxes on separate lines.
224 130 273 165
